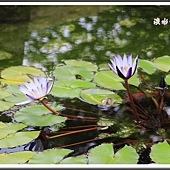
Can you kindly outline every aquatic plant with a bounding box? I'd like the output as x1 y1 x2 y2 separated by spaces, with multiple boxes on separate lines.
108 54 140 122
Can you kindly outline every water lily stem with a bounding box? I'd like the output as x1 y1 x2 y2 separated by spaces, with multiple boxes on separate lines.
48 126 100 139
124 80 140 122
41 99 60 115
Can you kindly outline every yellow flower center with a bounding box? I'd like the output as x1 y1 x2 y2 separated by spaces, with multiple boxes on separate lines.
124 66 128 72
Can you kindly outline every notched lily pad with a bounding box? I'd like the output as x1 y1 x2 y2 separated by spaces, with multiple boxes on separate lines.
150 140 170 164
112 145 139 164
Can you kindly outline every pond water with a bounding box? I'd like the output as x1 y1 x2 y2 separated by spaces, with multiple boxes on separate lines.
1 5 170 165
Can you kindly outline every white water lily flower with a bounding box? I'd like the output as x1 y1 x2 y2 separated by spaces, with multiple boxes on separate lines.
108 54 138 80
17 75 55 105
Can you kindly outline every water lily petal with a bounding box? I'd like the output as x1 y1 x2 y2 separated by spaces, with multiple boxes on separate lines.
108 54 138 80
18 75 54 103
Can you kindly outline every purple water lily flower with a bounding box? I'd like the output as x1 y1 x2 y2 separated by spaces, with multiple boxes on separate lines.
17 75 54 105
108 54 138 80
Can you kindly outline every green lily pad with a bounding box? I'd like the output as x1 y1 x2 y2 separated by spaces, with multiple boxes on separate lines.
63 59 98 72
0 101 14 112
94 71 125 90
88 143 115 164
51 80 96 98
0 131 40 148
80 88 122 106
14 105 67 127
1 84 28 104
150 141 170 164
0 66 45 84
138 59 156 74
28 148 71 164
60 155 87 164
0 122 27 140
53 65 94 81
153 56 170 72
128 72 140 86
88 143 138 164
0 91 11 98
0 151 36 164
165 74 170 85
112 145 139 164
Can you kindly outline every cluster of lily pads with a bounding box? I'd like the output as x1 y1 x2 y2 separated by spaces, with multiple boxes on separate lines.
0 55 170 164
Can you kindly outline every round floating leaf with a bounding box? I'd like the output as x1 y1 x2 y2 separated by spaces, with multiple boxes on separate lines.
1 84 28 104
94 71 125 90
88 143 115 164
150 141 170 164
63 59 98 72
0 122 27 140
51 80 96 98
0 91 11 99
112 145 139 164
53 65 94 81
128 72 140 86
28 148 71 164
165 74 170 85
138 59 156 74
0 101 14 112
80 88 122 106
60 155 87 164
0 131 40 148
0 66 45 84
0 151 36 164
14 105 67 127
153 56 170 72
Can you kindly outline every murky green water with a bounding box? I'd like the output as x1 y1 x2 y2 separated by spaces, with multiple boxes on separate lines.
1 5 170 73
